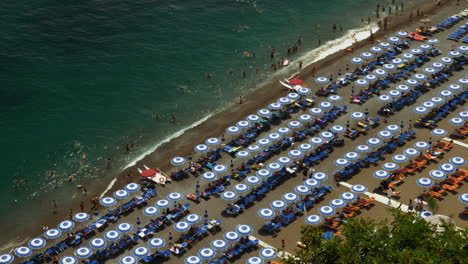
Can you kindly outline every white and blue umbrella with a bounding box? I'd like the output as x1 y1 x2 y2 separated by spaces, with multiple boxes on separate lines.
295 185 311 195
59 256 77 264
224 231 240 243
267 163 282 172
309 107 323 115
298 143 313 151
391 58 403 65
186 214 201 224
125 183 140 192
420 211 433 219
420 44 431 50
289 149 303 158
320 131 334 140
278 156 292 165
388 36 400 43
335 158 350 167
367 138 382 146
198 248 216 260
194 144 209 152
260 248 277 259
236 150 250 158
304 178 320 188
247 145 261 152
117 223 133 233
374 69 387 76
351 112 365 120
459 78 468 85
402 53 414 60
245 176 261 185
423 67 436 74
247 257 264 264
44 229 61 240
422 101 435 108
374 170 390 179
257 138 271 146
309 137 323 145
105 230 120 241
174 221 191 232
73 213 89 222
396 84 410 92
351 185 367 193
100 197 116 207
257 169 272 177
316 77 329 83
328 95 342 102
185 256 201 264
268 133 281 141
370 46 383 53
318 206 335 216
114 190 129 200
278 97 291 105
143 206 159 217
120 256 137 264
14 247 32 258
298 114 313 122
382 162 399 170
237 120 250 129
379 42 391 48
206 137 221 146
355 79 368 86
277 127 291 134
439 90 453 97
202 172 217 181
440 57 453 64
414 141 429 149
133 247 150 258
410 48 422 54
28 238 46 250
226 126 240 134
459 194 468 204
171 157 186 166
58 220 75 232
213 164 227 174
459 111 468 118
288 121 302 128
383 63 396 70
351 57 364 64
155 199 171 208
378 130 393 139
270 200 287 211
258 109 271 117
404 148 419 157
414 106 428 114
320 101 333 109
305 215 322 225
258 208 275 219
450 117 464 125
313 172 328 181
396 31 408 37
388 90 401 97
416 178 433 188
432 62 444 69
414 74 426 81
211 240 228 251
440 163 456 173
0 254 14 264
331 125 345 133
330 199 346 208
457 45 468 52
405 79 419 86
431 97 444 104
74 247 92 259
427 38 439 44
148 238 165 249
450 157 466 166
234 184 250 193
393 154 408 163
282 192 299 203
298 87 311 95
236 224 253 236
221 191 238 201
429 170 446 180
345 152 360 160
287 93 301 100
247 115 260 123
365 74 378 81
89 238 106 250
340 192 357 202
448 51 461 57
432 128 447 137
355 145 371 152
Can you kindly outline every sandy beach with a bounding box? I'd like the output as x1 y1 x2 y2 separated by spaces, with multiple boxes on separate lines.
4 0 468 263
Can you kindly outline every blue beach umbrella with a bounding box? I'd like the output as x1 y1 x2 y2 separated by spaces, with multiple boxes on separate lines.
59 256 77 264
459 194 468 204
340 192 357 202
185 256 201 264
305 215 322 225
432 62 444 69
319 101 333 109
277 156 292 165
423 67 436 74
315 77 329 83
198 248 216 260
335 158 350 167
374 69 387 76
282 192 299 203
448 50 461 57
268 133 281 141
186 214 201 224
458 78 468 85
382 162 399 171
211 240 228 251
236 150 250 158
304 178 320 188
414 141 429 149
361 52 373 58
120 256 137 264
226 126 240 134
351 112 365 120
298 143 313 151
247 144 261 152
355 145 371 152
0 255 14 264
28 238 46 250
14 247 32 258
194 144 209 152
298 114 313 122
440 163 456 173
221 191 237 201
330 199 346 208
236 120 250 129
331 125 345 133
114 190 129 200
206 137 221 146
267 163 282 172
367 138 382 146
420 44 431 50
155 199 171 208
89 238 106 250
404 148 419 157
247 257 264 264
378 130 393 139
457 45 468 52
370 46 383 53
258 208 275 219
309 137 323 145
414 74 426 80
171 157 186 166
236 224 253 236
410 48 422 54
133 246 150 259
427 38 439 44
100 197 116 207
234 184 249 193
328 95 342 102
429 170 446 180
257 138 271 146
416 178 433 188
459 111 468 118
351 57 364 64
440 57 453 64
391 58 403 64
73 213 89 222
351 185 367 193
393 154 408 163
295 185 311 195
320 131 334 140
431 97 444 104
405 79 419 86
174 221 191 232
450 117 464 125
289 149 303 158
246 115 260 123
58 220 75 232
277 127 291 134
143 206 159 217
313 172 328 181
432 128 447 136
125 183 140 192
213 164 227 174
287 93 301 100
44 229 61 240
374 170 390 179
202 172 216 181
257 109 271 117
414 106 428 114
365 74 378 81
402 53 414 60
298 87 311 95
74 247 92 259
383 63 396 70
105 230 121 241
396 31 408 37
117 223 133 233
450 157 466 166
345 152 360 160
148 238 165 249
257 168 272 177
379 42 391 48
396 84 410 92
422 101 435 108
388 90 401 97
270 200 287 211
224 231 240 243
260 248 277 259
278 97 291 105
355 79 368 86
318 206 335 216
168 192 183 201
288 121 302 128
309 107 323 115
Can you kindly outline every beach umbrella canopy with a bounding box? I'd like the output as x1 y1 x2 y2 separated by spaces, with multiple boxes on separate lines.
148 238 165 249
414 106 428 114
330 199 346 208
423 67 436 74
345 152 360 160
355 79 368 86
382 162 399 170
328 95 342 102
258 208 275 219
351 57 364 64
374 69 387 76
298 87 311 95
257 168 272 177
105 230 121 241
28 238 46 250
459 78 468 85
304 178 320 188
59 256 77 264
391 58 403 65
236 120 250 129
383 63 396 70
257 138 271 146
367 138 382 146
410 48 422 54
402 53 414 60
298 143 313 151
221 191 238 201
319 101 333 109
267 133 281 142
258 109 271 117
440 163 456 173
405 79 419 86
365 74 378 81
100 197 116 207
450 157 466 166
388 90 401 98
414 73 426 81
432 62 444 69
378 130 393 139
226 126 240 134
457 45 468 52
341 192 357 202
289 149 303 158
234 184 250 193
277 127 291 134
320 131 334 140
0 255 14 264
422 101 435 108
120 256 137 264
416 178 433 188
309 107 323 115
431 97 444 104
355 145 371 152
133 247 150 258
44 229 61 240
202 172 217 181
331 125 345 133
236 150 250 158
186 214 201 224
155 199 171 208
174 221 191 232
211 239 228 251
439 90 453 97
313 172 328 181
236 224 253 236
351 185 367 193
288 121 302 128
388 36 400 43
287 93 301 100
194 144 209 153
393 154 408 163
89 238 106 250
420 211 433 219
114 190 130 200
270 200 287 211
143 206 159 217
351 112 365 120
305 215 323 225
396 31 408 37
448 50 461 57
267 163 282 172
74 247 92 258
379 42 391 48
58 220 75 232
318 206 335 216
213 164 227 174
431 128 447 137
374 170 390 179
260 248 277 259
117 223 133 233
370 46 383 53
420 44 431 50
278 97 291 105
440 57 453 64
125 183 140 192
247 257 264 264
396 84 410 92
427 38 439 44
414 141 430 149
298 114 313 122
459 194 468 204
309 137 323 145
73 213 90 222
429 170 446 180
245 176 261 185
450 117 464 125
205 137 221 146
315 77 329 83
247 144 261 152
185 256 202 264
335 158 350 167
404 148 419 157
171 157 186 166
282 192 299 203
224 231 240 243
198 248 216 260
459 111 468 119
295 185 311 195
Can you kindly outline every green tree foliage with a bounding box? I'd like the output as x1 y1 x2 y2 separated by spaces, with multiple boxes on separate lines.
283 209 468 264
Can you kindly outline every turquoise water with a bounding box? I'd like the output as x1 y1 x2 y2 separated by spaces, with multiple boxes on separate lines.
0 0 418 245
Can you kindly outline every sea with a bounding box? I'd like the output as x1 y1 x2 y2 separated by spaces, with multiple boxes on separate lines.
0 0 423 250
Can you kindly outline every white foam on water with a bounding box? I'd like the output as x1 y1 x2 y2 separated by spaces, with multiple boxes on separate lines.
0 237 30 254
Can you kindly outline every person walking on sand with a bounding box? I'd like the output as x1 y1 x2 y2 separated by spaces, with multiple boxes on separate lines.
239 96 243 104
69 208 73 220
106 158 111 169
53 200 58 214
80 201 84 212
299 61 303 71
125 143 130 153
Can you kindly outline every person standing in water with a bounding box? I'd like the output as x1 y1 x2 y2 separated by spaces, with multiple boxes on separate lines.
171 113 176 122
299 61 303 71
53 200 58 214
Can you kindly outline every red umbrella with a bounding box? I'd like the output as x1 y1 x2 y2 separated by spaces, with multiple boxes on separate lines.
141 169 156 177
289 79 303 85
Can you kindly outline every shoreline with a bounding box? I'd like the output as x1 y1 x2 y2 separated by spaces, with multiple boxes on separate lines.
1 0 461 252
